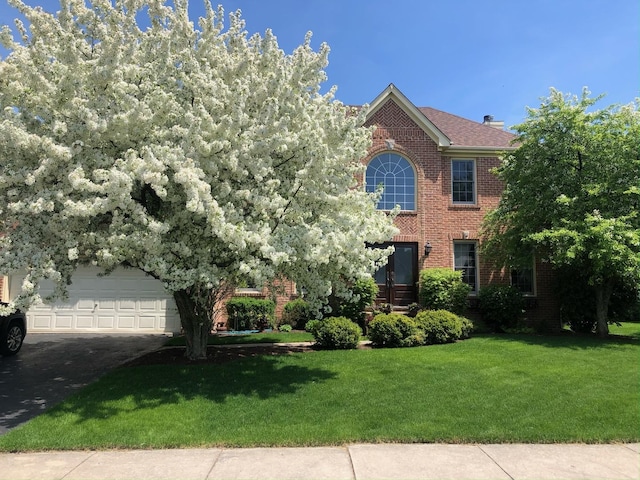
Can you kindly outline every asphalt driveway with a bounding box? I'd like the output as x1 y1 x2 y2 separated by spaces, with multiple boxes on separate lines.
0 333 169 435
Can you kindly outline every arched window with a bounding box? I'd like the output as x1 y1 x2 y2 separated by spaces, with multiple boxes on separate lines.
365 153 416 211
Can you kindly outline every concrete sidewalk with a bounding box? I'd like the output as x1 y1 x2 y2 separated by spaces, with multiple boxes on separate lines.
0 443 637 480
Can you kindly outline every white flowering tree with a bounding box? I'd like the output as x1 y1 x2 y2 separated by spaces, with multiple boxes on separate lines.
0 0 397 359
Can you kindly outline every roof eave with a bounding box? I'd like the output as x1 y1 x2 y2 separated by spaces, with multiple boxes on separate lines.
440 145 517 155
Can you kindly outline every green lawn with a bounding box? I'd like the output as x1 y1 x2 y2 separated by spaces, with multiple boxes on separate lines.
608 321 640 339
165 331 315 347
0 332 638 451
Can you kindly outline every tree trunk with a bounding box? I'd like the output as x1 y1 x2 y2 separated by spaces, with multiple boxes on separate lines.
173 289 212 360
594 279 614 338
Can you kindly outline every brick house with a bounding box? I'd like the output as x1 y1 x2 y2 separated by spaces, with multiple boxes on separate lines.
233 84 561 331
2 83 560 334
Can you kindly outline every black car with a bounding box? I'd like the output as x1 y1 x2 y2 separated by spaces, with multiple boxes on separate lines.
0 303 26 356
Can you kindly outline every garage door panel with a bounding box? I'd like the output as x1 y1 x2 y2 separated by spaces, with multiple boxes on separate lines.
99 299 116 310
119 299 137 311
138 299 158 311
33 315 52 329
98 316 115 329
76 299 95 311
76 316 94 329
117 316 135 329
10 267 180 333
54 315 73 329
139 316 157 329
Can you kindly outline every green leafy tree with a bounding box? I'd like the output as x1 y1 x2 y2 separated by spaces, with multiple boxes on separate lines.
482 88 640 337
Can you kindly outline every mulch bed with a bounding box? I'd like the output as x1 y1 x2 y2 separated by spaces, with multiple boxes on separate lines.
123 343 318 367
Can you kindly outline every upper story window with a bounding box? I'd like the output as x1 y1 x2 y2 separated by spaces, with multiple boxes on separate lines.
366 153 416 211
452 159 476 204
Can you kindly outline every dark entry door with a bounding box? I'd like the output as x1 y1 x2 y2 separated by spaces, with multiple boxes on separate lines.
374 242 418 306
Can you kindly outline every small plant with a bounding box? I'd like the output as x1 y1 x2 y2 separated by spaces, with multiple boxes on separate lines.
414 310 464 344
373 303 393 315
225 297 276 331
478 285 524 332
312 316 362 350
419 268 471 315
407 302 422 317
278 324 292 333
281 298 313 329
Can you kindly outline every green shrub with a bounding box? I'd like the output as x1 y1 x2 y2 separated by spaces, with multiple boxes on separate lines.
414 310 464 344
278 324 292 332
419 268 471 315
459 316 474 339
305 319 321 336
330 277 378 324
478 285 524 332
281 298 313 329
312 316 362 350
225 297 275 331
368 313 419 348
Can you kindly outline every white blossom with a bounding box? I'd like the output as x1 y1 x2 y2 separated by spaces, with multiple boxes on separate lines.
0 0 397 319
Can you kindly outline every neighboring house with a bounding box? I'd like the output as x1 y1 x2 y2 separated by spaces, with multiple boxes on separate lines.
1 84 560 334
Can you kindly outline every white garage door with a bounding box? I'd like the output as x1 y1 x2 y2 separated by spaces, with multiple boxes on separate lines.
9 267 181 333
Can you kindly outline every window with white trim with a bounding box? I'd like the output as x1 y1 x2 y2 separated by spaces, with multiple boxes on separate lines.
366 153 416 211
452 159 476 204
454 242 478 293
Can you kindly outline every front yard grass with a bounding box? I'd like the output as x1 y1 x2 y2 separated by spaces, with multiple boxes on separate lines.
0 333 637 451
165 331 315 346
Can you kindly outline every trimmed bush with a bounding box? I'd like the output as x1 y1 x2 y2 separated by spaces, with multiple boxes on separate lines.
478 285 524 332
281 298 313 329
225 297 275 331
369 310 471 347
414 310 464 344
278 324 292 332
419 268 471 315
368 313 419 347
312 316 362 350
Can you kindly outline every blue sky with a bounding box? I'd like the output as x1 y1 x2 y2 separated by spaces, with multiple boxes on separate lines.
1 0 638 129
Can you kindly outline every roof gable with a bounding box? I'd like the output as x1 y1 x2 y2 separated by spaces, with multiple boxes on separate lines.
367 84 451 148
366 84 517 153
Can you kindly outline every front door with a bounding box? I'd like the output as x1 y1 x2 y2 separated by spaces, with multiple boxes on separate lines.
374 242 419 306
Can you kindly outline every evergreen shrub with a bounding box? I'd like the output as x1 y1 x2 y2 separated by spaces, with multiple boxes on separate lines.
225 297 275 331
414 309 463 344
478 285 524 332
281 298 313 329
419 268 471 315
368 313 419 347
312 316 362 350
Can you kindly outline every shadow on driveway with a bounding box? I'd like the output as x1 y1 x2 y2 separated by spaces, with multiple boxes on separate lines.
0 334 168 434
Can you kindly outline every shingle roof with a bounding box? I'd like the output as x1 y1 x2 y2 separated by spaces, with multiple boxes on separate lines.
418 107 516 149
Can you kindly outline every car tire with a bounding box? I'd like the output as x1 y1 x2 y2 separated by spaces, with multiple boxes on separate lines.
1 320 26 356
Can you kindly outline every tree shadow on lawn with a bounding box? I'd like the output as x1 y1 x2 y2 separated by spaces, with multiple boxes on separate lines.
491 331 640 350
44 348 336 426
